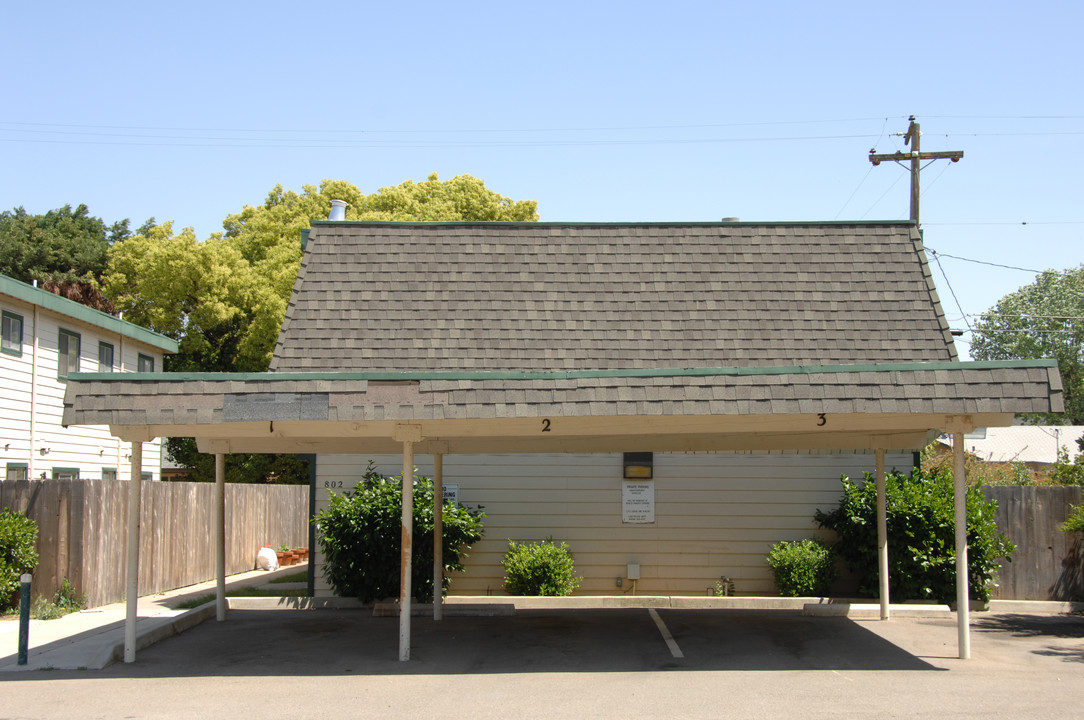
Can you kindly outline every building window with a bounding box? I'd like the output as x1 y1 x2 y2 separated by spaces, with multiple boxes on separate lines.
52 468 80 481
102 468 117 481
98 342 114 372
1 311 23 356
138 353 154 372
58 329 81 379
141 471 154 482
6 463 28 481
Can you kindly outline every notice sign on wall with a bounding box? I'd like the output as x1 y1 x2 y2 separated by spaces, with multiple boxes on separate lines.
622 481 655 524
442 483 460 505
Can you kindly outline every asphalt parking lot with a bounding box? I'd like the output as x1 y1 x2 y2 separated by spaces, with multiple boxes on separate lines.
2 607 1083 719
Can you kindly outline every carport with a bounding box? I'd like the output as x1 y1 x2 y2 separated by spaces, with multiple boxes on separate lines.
62 358 1063 663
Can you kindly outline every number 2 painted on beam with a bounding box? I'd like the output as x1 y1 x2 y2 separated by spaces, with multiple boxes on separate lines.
542 418 551 432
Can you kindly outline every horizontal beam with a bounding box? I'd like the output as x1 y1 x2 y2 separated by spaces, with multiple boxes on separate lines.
870 150 964 164
198 429 939 456
131 411 1013 446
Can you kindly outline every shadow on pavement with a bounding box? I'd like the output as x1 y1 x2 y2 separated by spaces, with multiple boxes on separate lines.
972 612 1084 663
2 608 940 680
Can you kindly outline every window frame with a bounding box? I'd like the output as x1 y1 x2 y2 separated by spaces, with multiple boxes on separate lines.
6 463 28 482
137 353 154 372
52 467 80 481
1 310 23 356
98 341 115 372
101 467 117 482
58 328 81 379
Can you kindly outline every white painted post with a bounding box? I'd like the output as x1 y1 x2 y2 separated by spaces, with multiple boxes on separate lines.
433 453 444 621
400 441 414 662
875 448 890 620
124 441 143 663
215 453 226 622
953 432 971 659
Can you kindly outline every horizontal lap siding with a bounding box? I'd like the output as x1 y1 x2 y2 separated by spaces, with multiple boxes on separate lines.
313 451 910 597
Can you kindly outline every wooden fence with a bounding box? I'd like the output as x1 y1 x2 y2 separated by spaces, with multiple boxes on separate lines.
1 478 308 608
984 485 1084 602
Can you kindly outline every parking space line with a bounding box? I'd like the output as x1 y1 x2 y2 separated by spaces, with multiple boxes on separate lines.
648 608 684 659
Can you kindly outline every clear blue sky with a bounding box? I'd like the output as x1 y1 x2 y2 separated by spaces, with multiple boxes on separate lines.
3 1 1081 359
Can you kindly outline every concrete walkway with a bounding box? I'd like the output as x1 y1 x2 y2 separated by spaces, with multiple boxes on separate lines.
0 563 309 671
3 567 1081 672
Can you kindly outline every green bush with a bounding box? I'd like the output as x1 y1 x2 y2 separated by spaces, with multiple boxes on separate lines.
766 539 836 597
815 468 1014 604
501 538 581 596
1 508 39 609
1063 504 1084 533
314 463 485 603
32 578 87 620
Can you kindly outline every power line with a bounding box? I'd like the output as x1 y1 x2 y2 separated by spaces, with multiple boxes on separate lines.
924 247 1042 274
930 250 973 333
0 116 895 135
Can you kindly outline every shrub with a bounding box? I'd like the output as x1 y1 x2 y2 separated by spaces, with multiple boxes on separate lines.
32 578 87 620
501 538 581 596
766 539 836 597
0 508 39 609
815 467 1014 604
314 463 484 603
1063 504 1084 533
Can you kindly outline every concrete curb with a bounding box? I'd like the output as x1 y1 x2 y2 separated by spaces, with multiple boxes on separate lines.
989 599 1084 614
99 604 218 669
802 603 952 618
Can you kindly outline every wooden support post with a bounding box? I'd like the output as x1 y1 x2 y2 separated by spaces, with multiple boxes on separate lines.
953 431 971 659
433 453 444 621
215 453 226 622
124 441 142 663
400 440 414 662
876 448 890 621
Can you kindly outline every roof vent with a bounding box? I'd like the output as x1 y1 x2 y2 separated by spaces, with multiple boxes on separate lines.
328 199 347 221
721 217 740 222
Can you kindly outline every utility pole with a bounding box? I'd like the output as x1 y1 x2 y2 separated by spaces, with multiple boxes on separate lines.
869 116 964 225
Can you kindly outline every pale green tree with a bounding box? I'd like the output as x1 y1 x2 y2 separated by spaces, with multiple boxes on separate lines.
103 174 537 483
970 265 1084 424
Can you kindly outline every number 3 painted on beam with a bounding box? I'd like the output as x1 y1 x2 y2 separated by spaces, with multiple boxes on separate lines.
817 413 827 426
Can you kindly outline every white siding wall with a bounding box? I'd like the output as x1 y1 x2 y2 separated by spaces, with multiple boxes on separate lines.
0 293 165 482
313 450 913 597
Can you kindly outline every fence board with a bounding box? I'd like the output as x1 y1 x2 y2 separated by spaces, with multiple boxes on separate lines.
984 485 1083 602
1 478 307 607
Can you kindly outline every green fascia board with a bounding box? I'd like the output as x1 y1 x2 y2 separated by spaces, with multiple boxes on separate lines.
67 358 1058 384
309 219 916 229
0 274 178 354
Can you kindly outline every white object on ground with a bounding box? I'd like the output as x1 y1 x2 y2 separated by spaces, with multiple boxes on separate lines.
256 547 279 571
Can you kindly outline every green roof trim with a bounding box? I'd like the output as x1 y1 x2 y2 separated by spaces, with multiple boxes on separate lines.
309 219 916 229
0 274 178 353
67 358 1057 384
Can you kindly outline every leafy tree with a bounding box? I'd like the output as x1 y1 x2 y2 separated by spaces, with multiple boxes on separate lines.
104 222 282 372
104 174 537 483
0 204 131 312
970 266 1084 424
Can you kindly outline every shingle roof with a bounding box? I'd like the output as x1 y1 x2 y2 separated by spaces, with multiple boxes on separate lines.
63 360 1063 428
271 222 956 373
